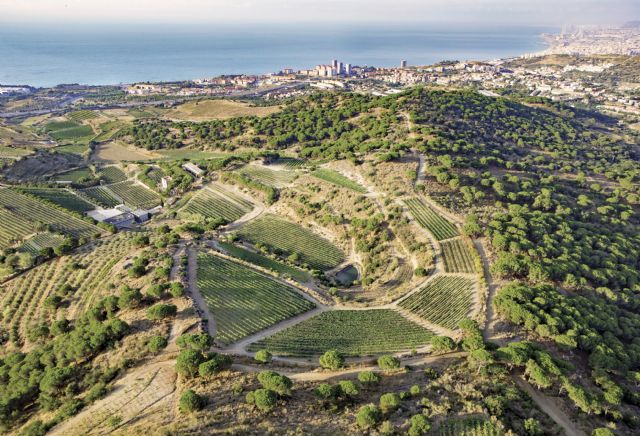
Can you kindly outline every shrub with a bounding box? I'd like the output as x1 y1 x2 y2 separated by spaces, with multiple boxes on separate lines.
358 370 381 385
169 281 185 298
379 393 401 412
246 388 278 412
175 349 205 378
117 286 142 309
430 335 456 353
378 355 401 370
408 414 431 436
338 380 359 398
177 333 214 351
146 303 177 320
591 429 614 436
148 335 168 353
319 350 344 370
409 385 420 396
198 354 232 378
254 349 272 364
257 371 293 396
146 283 165 299
356 404 381 429
315 383 340 401
179 389 205 413
524 418 542 435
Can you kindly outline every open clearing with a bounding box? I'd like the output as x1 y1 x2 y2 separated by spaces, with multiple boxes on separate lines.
93 141 160 162
248 309 434 357
167 99 280 121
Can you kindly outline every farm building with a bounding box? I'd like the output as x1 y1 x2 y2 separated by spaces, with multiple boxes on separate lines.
182 162 204 176
87 206 135 229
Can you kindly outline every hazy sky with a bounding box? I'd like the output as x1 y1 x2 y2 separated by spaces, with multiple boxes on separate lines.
1 0 638 26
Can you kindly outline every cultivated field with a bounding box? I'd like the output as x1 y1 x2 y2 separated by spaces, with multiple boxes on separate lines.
218 241 311 282
19 232 66 255
248 309 434 357
239 164 297 188
0 207 35 249
237 214 345 271
0 188 99 246
44 120 95 143
167 99 280 121
441 238 477 274
97 165 127 183
106 181 161 209
404 197 459 240
197 253 315 345
93 141 159 162
180 185 253 223
268 157 306 170
0 233 136 344
80 186 121 208
53 167 94 183
19 187 96 214
0 146 33 159
311 168 367 193
438 416 501 436
398 276 474 330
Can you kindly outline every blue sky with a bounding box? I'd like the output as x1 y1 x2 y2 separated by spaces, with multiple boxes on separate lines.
1 0 638 25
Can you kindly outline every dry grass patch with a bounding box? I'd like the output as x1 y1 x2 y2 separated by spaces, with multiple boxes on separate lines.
167 99 280 121
93 141 160 162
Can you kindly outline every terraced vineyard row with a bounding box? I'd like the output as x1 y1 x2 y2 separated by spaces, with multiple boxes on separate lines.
311 168 367 193
19 187 96 213
0 207 35 249
181 186 253 223
218 241 311 282
0 188 99 243
67 110 98 121
98 165 127 183
239 164 296 188
438 417 501 436
404 197 458 240
19 232 66 255
269 157 305 169
441 238 477 274
80 186 121 208
53 167 94 183
398 276 474 330
237 214 344 271
1 234 136 343
248 309 434 357
107 181 161 209
197 253 315 345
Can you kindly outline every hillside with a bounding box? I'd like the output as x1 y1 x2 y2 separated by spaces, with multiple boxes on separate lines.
0 86 638 435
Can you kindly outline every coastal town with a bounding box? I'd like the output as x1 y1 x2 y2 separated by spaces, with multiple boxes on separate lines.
2 23 639 123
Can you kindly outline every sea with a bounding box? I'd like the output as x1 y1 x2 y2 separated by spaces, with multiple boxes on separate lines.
0 23 555 88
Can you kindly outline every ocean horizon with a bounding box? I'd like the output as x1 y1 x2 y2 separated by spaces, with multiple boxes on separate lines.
0 23 555 87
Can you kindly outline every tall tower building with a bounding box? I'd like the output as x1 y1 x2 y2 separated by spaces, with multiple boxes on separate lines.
401 60 407 68
332 59 338 69
345 63 352 75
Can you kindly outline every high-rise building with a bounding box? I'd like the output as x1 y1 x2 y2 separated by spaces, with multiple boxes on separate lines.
345 63 352 75
401 60 407 68
331 59 338 69
338 62 343 75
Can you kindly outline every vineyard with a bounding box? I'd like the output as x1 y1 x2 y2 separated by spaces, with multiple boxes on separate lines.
238 164 296 187
53 167 94 183
268 157 306 170
80 186 121 208
248 309 434 357
218 241 311 282
19 232 66 255
197 253 315 345
404 197 459 240
180 185 253 223
237 214 345 271
44 120 94 142
0 146 32 159
106 181 161 209
19 187 96 214
398 276 474 330
98 165 128 183
0 207 35 250
0 188 99 243
67 110 98 122
0 233 137 344
438 417 501 436
441 238 477 274
311 168 367 193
